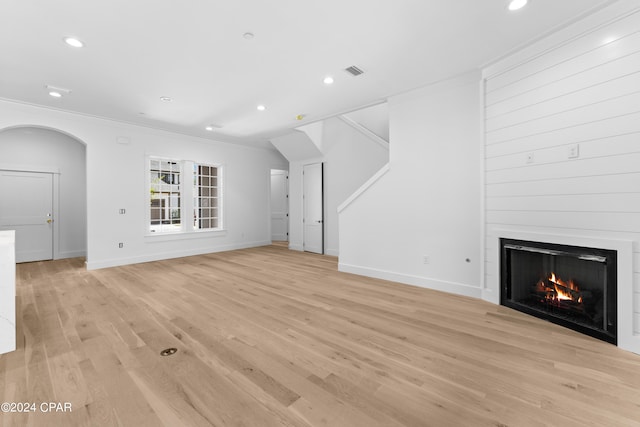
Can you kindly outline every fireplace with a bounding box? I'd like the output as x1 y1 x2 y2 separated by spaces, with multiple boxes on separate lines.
500 238 617 344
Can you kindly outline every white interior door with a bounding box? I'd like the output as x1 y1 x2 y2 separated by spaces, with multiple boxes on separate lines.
303 163 323 254
0 171 53 262
270 170 289 242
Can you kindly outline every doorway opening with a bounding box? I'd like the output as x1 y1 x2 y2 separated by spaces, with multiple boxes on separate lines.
303 162 323 254
0 126 87 263
270 169 289 244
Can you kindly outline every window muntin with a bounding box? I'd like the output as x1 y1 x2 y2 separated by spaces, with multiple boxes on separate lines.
194 164 220 230
148 158 223 234
150 159 182 233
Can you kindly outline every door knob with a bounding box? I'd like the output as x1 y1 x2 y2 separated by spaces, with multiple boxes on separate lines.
47 219 53 224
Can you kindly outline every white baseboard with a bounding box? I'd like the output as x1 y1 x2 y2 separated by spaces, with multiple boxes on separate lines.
338 262 482 299
481 288 499 305
56 250 87 259
325 248 339 257
86 240 271 270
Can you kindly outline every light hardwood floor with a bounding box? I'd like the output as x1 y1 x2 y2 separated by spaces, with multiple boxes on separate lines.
2 245 640 426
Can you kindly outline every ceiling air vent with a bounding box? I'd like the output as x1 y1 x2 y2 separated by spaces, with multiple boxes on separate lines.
344 65 364 77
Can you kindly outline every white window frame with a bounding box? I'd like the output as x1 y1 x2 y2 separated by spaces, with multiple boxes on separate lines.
149 158 183 234
146 156 224 237
193 163 223 231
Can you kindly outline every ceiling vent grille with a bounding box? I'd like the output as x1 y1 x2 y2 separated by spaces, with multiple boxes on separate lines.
344 65 365 76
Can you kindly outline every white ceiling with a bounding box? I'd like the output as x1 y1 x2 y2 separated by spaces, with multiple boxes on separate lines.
0 0 617 148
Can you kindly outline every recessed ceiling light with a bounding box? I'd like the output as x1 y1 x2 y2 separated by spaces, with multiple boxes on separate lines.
257 105 266 111
508 0 528 11
63 37 84 48
160 96 172 102
243 32 254 40
323 76 334 85
45 85 70 98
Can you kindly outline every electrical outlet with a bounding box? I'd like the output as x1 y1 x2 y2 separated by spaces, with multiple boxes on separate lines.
118 242 123 248
119 209 126 214
568 143 579 159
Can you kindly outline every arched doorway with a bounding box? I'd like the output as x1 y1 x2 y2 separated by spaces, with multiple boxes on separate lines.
0 126 87 262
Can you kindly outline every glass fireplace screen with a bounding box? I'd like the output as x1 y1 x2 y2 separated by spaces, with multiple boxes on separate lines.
500 239 617 344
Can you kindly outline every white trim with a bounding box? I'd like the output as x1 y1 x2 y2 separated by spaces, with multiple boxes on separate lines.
52 173 60 260
193 161 224 231
490 229 637 355
337 115 389 150
146 156 225 236
0 164 60 174
0 97 278 150
483 1 639 78
148 157 184 233
480 76 487 292
390 70 481 104
145 229 227 242
338 163 390 213
267 168 272 243
87 240 269 270
339 262 482 299
325 248 339 257
58 250 87 258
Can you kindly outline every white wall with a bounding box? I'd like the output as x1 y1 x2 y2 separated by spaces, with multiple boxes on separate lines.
339 71 483 297
323 117 389 256
482 0 640 353
342 103 389 142
0 99 288 269
269 131 322 162
286 117 389 255
0 127 87 258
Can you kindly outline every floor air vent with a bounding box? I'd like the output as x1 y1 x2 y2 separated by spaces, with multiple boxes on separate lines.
160 347 178 356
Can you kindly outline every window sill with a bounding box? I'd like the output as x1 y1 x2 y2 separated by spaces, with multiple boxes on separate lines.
144 229 227 243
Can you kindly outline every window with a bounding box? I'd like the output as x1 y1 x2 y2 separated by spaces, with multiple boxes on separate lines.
194 164 219 230
148 158 223 234
150 159 182 233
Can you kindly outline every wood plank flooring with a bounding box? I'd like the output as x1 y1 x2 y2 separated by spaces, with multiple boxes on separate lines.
2 245 640 426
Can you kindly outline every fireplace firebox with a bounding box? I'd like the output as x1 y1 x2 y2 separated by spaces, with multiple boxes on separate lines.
500 238 617 344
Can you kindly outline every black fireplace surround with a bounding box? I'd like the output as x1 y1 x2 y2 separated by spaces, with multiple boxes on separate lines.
500 238 617 344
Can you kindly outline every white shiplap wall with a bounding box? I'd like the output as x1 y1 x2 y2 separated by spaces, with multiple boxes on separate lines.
482 1 640 353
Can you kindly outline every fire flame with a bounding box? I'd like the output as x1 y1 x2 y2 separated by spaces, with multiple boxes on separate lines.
544 273 582 304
